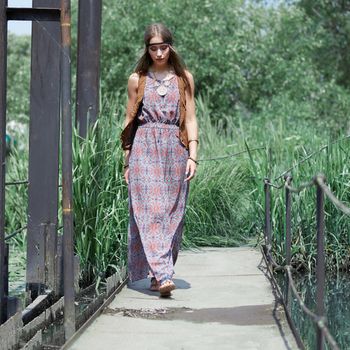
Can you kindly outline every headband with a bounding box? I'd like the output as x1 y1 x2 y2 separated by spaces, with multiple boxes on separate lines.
146 41 172 47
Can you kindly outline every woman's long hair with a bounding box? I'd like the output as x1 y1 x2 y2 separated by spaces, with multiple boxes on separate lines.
134 23 192 96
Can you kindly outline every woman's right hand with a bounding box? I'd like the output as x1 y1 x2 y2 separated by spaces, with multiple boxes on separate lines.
124 167 130 185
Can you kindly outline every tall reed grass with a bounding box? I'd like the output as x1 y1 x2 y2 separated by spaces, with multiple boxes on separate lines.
72 97 128 286
5 93 350 287
234 100 350 272
72 93 260 285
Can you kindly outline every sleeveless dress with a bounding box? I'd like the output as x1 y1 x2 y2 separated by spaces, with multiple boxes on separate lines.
127 72 189 285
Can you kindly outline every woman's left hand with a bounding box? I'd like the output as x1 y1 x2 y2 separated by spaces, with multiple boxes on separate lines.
184 158 197 182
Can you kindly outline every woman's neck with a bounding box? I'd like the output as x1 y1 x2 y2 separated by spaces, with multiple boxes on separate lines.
149 64 172 73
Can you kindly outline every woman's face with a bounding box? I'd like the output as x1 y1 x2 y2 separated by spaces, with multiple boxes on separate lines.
148 35 170 69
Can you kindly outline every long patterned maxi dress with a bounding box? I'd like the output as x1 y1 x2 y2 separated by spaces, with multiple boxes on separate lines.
127 72 189 285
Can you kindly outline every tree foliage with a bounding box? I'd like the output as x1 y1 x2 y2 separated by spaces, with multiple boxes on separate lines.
7 34 31 123
298 0 350 87
100 0 350 132
6 0 350 133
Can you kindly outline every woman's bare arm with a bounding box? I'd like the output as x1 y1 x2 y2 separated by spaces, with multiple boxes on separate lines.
184 71 198 161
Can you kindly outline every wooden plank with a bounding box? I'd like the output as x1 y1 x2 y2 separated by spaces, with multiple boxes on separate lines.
7 296 22 319
21 313 45 343
56 238 80 296
22 294 51 325
106 271 121 296
61 277 127 350
76 0 102 137
19 329 42 350
45 223 58 294
22 296 63 343
26 0 61 299
0 311 23 350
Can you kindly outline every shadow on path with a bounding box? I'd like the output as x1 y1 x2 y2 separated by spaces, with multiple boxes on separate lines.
126 278 191 297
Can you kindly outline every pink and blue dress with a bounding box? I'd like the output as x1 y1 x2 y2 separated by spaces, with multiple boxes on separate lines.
127 72 189 285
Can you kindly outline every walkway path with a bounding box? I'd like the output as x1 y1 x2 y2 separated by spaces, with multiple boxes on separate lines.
67 247 298 350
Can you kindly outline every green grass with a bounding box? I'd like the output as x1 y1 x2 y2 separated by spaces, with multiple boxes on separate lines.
72 98 129 286
5 92 350 288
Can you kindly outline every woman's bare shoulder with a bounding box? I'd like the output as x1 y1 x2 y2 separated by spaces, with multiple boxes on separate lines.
128 72 140 83
128 72 139 90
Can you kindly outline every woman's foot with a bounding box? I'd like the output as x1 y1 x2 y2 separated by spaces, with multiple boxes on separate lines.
149 277 160 291
159 279 176 297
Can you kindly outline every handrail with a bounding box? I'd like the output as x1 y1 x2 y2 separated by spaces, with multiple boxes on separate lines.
263 173 347 350
5 225 63 241
198 146 265 162
4 180 63 187
5 180 29 186
5 225 28 241
274 134 350 181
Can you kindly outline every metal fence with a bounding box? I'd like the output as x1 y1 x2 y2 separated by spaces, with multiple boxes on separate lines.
1 0 349 347
262 173 350 350
0 1 115 348
1 0 77 344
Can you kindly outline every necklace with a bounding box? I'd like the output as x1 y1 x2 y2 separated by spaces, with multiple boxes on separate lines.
151 70 173 96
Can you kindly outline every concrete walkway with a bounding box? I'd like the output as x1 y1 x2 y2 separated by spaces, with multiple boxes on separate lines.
68 247 298 350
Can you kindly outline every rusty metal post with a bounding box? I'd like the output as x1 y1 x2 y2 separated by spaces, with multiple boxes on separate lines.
2 244 8 319
26 0 61 299
284 174 292 309
76 0 102 137
264 178 272 258
61 0 75 340
315 175 325 350
4 243 8 296
0 0 8 325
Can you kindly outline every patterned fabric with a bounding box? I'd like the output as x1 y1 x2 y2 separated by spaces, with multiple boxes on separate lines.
127 72 189 284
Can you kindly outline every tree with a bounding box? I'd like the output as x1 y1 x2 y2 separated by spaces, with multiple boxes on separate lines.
298 0 350 87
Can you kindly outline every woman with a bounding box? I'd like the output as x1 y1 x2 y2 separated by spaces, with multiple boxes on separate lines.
120 23 198 297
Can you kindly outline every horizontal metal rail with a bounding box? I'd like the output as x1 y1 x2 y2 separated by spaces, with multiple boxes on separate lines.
198 146 265 162
6 7 60 22
5 225 27 241
274 134 350 181
5 225 63 241
5 180 28 186
4 180 62 187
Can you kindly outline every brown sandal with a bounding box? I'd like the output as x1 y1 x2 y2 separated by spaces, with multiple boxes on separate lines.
159 279 176 297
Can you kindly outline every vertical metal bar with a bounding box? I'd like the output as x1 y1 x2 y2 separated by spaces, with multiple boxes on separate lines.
0 0 8 325
264 178 272 257
4 243 8 296
26 0 61 298
45 222 58 293
76 0 102 137
3 243 8 319
316 176 325 350
61 0 75 340
284 174 292 309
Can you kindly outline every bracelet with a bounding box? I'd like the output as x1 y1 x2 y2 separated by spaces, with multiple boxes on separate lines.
188 139 199 144
123 164 129 169
188 156 198 165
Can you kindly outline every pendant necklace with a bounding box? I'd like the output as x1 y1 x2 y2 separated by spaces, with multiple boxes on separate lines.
152 70 173 96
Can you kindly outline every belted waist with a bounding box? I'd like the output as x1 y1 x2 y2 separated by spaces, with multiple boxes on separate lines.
138 122 179 129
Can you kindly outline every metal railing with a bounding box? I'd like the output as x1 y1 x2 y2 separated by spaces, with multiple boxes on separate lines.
3 177 63 242
262 173 350 350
